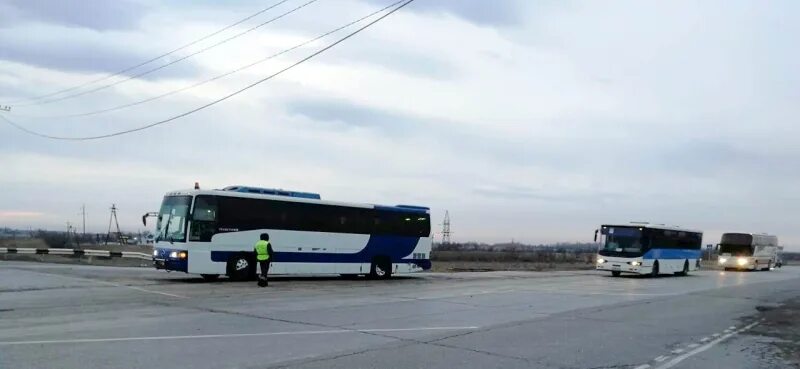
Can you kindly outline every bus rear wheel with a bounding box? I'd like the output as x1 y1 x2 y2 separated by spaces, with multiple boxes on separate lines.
675 260 689 276
611 271 621 277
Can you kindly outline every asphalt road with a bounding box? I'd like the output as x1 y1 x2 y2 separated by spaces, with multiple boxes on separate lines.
1 261 798 369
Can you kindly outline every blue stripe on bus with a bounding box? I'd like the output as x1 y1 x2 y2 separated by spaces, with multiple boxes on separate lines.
374 205 428 213
210 235 423 264
643 248 702 260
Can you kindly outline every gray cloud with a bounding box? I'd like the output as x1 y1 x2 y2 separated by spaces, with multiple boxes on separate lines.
286 97 422 132
0 37 201 78
2 0 147 31
325 48 458 80
364 0 529 26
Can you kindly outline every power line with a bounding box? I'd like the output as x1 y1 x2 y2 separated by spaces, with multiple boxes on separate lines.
10 0 406 120
0 0 416 141
6 0 293 105
11 0 321 107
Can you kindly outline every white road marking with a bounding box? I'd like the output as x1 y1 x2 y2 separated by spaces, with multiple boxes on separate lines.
118 284 186 299
654 355 669 362
634 365 651 369
728 326 736 330
0 326 479 346
687 343 700 348
671 348 684 354
699 337 710 342
711 333 720 337
653 321 760 369
9 269 188 299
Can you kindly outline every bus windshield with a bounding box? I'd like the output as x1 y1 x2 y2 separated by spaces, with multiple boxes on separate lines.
719 233 753 256
156 196 192 243
602 227 644 253
719 244 752 256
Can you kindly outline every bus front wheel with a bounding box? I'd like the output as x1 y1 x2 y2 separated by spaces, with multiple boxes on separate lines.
650 261 659 278
227 254 254 281
611 271 621 277
369 258 392 280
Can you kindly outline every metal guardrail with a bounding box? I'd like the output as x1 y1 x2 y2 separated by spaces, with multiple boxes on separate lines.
0 247 152 260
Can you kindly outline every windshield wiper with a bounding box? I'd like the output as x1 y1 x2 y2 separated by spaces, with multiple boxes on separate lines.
163 216 173 244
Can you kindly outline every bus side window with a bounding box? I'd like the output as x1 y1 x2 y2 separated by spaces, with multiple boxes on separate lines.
190 196 217 242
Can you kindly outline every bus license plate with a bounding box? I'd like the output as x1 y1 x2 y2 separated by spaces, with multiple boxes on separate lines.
612 265 621 270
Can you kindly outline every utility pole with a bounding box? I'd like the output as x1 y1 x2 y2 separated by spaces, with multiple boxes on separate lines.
441 210 451 244
105 204 125 245
66 222 73 247
81 204 86 236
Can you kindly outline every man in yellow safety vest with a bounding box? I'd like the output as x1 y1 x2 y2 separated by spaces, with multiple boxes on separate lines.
254 233 273 286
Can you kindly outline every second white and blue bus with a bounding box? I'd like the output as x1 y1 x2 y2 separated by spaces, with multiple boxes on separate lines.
594 223 703 277
149 185 431 281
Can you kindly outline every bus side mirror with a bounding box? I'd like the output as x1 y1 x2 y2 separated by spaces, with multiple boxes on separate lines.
715 244 720 252
594 229 598 242
142 214 147 226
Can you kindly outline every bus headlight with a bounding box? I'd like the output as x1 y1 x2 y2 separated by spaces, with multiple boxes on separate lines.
737 257 748 266
597 258 606 264
179 251 187 259
169 251 178 259
718 257 728 264
153 249 158 257
630 261 641 266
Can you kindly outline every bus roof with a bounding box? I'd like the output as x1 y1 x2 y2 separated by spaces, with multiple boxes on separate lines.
721 232 778 238
601 223 702 234
163 188 430 214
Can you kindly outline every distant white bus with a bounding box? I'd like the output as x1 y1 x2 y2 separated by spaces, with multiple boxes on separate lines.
717 233 781 271
150 185 432 281
594 223 703 277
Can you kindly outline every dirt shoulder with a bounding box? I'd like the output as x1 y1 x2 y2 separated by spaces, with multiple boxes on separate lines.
745 297 800 366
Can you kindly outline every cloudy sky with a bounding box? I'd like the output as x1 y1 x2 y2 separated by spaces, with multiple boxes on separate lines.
0 0 798 248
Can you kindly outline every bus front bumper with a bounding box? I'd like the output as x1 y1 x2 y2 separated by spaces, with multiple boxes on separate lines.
596 257 646 274
153 248 188 273
718 257 755 270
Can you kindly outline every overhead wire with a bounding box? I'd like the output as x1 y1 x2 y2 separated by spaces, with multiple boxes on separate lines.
0 0 416 141
6 0 293 104
9 0 407 120
11 0 321 107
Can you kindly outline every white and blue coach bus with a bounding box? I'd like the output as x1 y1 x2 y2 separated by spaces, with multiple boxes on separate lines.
594 223 703 277
150 185 431 281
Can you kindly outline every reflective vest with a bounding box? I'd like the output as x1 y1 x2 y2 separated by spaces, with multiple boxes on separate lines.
254 240 270 261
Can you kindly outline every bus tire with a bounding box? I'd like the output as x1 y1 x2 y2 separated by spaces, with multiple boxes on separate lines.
227 254 254 281
611 271 621 277
762 261 771 271
650 261 659 278
201 274 220 282
369 258 392 280
675 260 689 276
